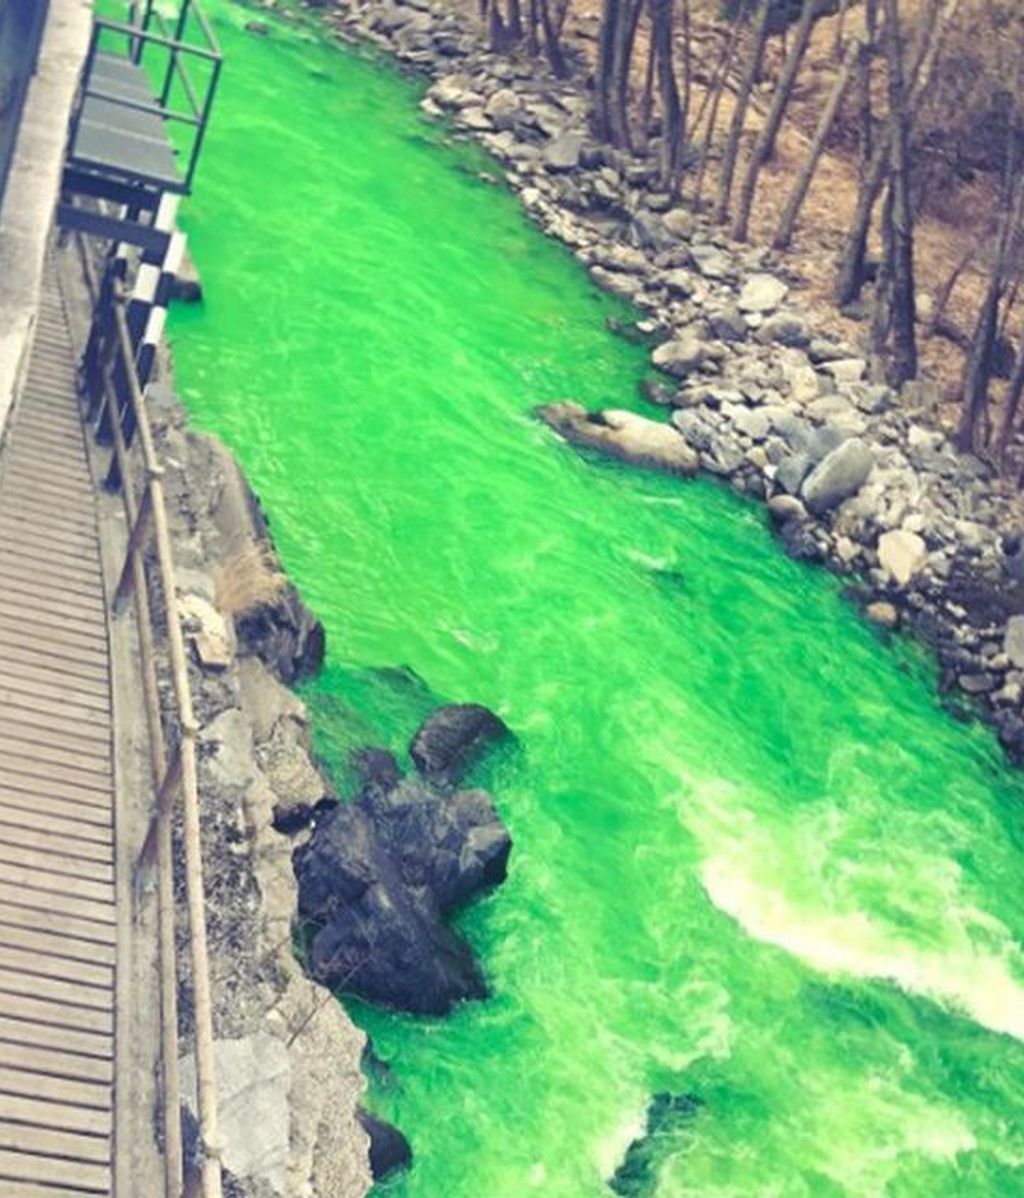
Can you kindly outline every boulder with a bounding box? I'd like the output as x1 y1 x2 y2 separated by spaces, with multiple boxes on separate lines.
544 132 584 172
865 600 899 629
651 334 706 378
357 1109 412 1182
801 438 874 514
294 720 512 1016
410 702 510 785
877 529 927 586
757 312 809 348
484 87 521 130
537 402 699 477
737 273 789 313
707 307 748 343
661 208 695 239
1004 615 1024 668
767 494 807 524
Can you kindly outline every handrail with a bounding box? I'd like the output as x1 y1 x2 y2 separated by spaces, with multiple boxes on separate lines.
74 233 223 1198
80 85 202 127
94 16 221 62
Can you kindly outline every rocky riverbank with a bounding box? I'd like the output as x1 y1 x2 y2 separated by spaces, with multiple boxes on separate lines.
282 0 1024 760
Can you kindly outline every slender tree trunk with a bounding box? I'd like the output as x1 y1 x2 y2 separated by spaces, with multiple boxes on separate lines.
774 36 861 250
714 0 773 224
539 0 570 77
925 238 977 336
834 0 850 60
732 0 821 242
692 19 742 208
507 0 524 43
596 0 620 142
857 0 878 164
527 0 540 54
835 0 959 307
651 0 682 186
997 345 1024 469
679 0 693 154
640 14 657 142
882 0 917 386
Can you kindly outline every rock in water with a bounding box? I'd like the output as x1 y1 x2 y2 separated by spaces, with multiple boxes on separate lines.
610 1092 703 1196
357 1108 412 1181
537 402 699 477
801 438 874 514
409 703 510 785
294 709 512 1016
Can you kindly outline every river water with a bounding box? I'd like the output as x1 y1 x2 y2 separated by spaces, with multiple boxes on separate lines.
168 6 1024 1195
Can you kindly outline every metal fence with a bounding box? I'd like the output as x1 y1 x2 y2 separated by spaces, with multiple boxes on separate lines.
0 0 50 210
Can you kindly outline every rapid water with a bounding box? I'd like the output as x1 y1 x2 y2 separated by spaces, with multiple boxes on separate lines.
168 6 1024 1195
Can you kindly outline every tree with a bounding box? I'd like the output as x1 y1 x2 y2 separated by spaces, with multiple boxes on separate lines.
714 0 774 223
732 0 828 241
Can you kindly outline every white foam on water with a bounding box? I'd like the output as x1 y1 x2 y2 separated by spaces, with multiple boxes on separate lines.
701 850 1024 1042
595 1102 648 1183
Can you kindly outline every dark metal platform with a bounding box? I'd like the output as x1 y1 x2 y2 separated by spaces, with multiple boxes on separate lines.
69 51 183 193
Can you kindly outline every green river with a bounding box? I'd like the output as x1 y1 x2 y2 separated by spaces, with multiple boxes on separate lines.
166 5 1024 1195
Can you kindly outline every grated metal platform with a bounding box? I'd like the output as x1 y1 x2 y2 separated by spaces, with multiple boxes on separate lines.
0 263 115 1198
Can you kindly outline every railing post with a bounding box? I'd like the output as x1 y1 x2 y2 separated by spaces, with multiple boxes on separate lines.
111 476 158 614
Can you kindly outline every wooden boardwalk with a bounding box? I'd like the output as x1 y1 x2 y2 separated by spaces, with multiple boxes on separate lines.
0 264 115 1197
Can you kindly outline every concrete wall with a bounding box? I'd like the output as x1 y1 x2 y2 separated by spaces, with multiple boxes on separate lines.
0 0 91 444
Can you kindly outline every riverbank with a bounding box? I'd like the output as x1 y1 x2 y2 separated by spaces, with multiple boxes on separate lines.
282 0 1024 762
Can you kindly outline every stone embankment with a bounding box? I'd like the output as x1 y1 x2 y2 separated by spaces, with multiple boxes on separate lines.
300 0 1024 760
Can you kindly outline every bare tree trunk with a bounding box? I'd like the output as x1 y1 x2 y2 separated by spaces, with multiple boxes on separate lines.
834 0 850 60
640 14 657 142
539 0 570 77
858 0 877 162
680 0 693 152
774 35 861 250
732 0 822 242
997 345 1024 469
652 0 682 187
507 0 524 43
714 0 773 224
925 239 978 337
527 0 540 54
835 0 959 307
596 0 621 142
882 0 917 386
691 19 742 206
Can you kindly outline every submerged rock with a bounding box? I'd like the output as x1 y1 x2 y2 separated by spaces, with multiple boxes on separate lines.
537 402 699 477
610 1092 703 1196
356 1108 412 1181
294 707 512 1015
410 702 510 785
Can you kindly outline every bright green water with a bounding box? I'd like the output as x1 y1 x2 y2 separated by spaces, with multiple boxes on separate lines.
168 7 1024 1195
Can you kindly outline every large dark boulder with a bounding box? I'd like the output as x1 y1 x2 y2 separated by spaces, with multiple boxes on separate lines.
294 707 512 1016
610 1093 703 1196
409 702 511 785
356 1108 412 1181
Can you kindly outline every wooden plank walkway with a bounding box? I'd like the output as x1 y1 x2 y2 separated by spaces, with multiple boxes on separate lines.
0 263 115 1197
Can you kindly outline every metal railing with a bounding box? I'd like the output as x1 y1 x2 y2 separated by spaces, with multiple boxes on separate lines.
75 233 223 1198
79 0 222 192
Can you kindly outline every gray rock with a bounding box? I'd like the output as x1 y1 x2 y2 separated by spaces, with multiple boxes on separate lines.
757 312 809 347
484 87 521 130
690 244 734 280
662 268 695 298
768 494 808 523
544 131 585 172
410 703 510 785
777 453 813 495
866 600 900 629
877 529 927 586
737 273 789 313
823 358 867 384
662 208 696 239
801 438 874 513
707 307 748 342
538 402 699 476
960 672 998 694
180 1035 291 1195
731 407 771 441
1004 615 1024 668
652 334 706 378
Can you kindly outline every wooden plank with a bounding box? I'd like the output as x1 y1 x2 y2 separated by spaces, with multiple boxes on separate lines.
0 452 91 489
0 1149 109 1195
0 638 108 685
0 689 109 735
0 899 115 950
0 666 110 709
0 597 108 642
1 709 111 751
0 787 112 829
0 474 96 510
0 577 106 623
0 1064 111 1111
0 922 115 967
0 800 112 846
0 739 112 785
0 1120 109 1166
1 752 112 798
0 842 112 886
0 499 98 539
0 860 113 909
0 563 104 607
0 1178 110 1198
0 883 116 932
0 1016 112 1063
0 819 111 867
0 944 111 991
0 547 102 590
0 527 99 566
0 990 112 1036
0 1090 110 1137
0 975 112 1025
0 1041 113 1088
